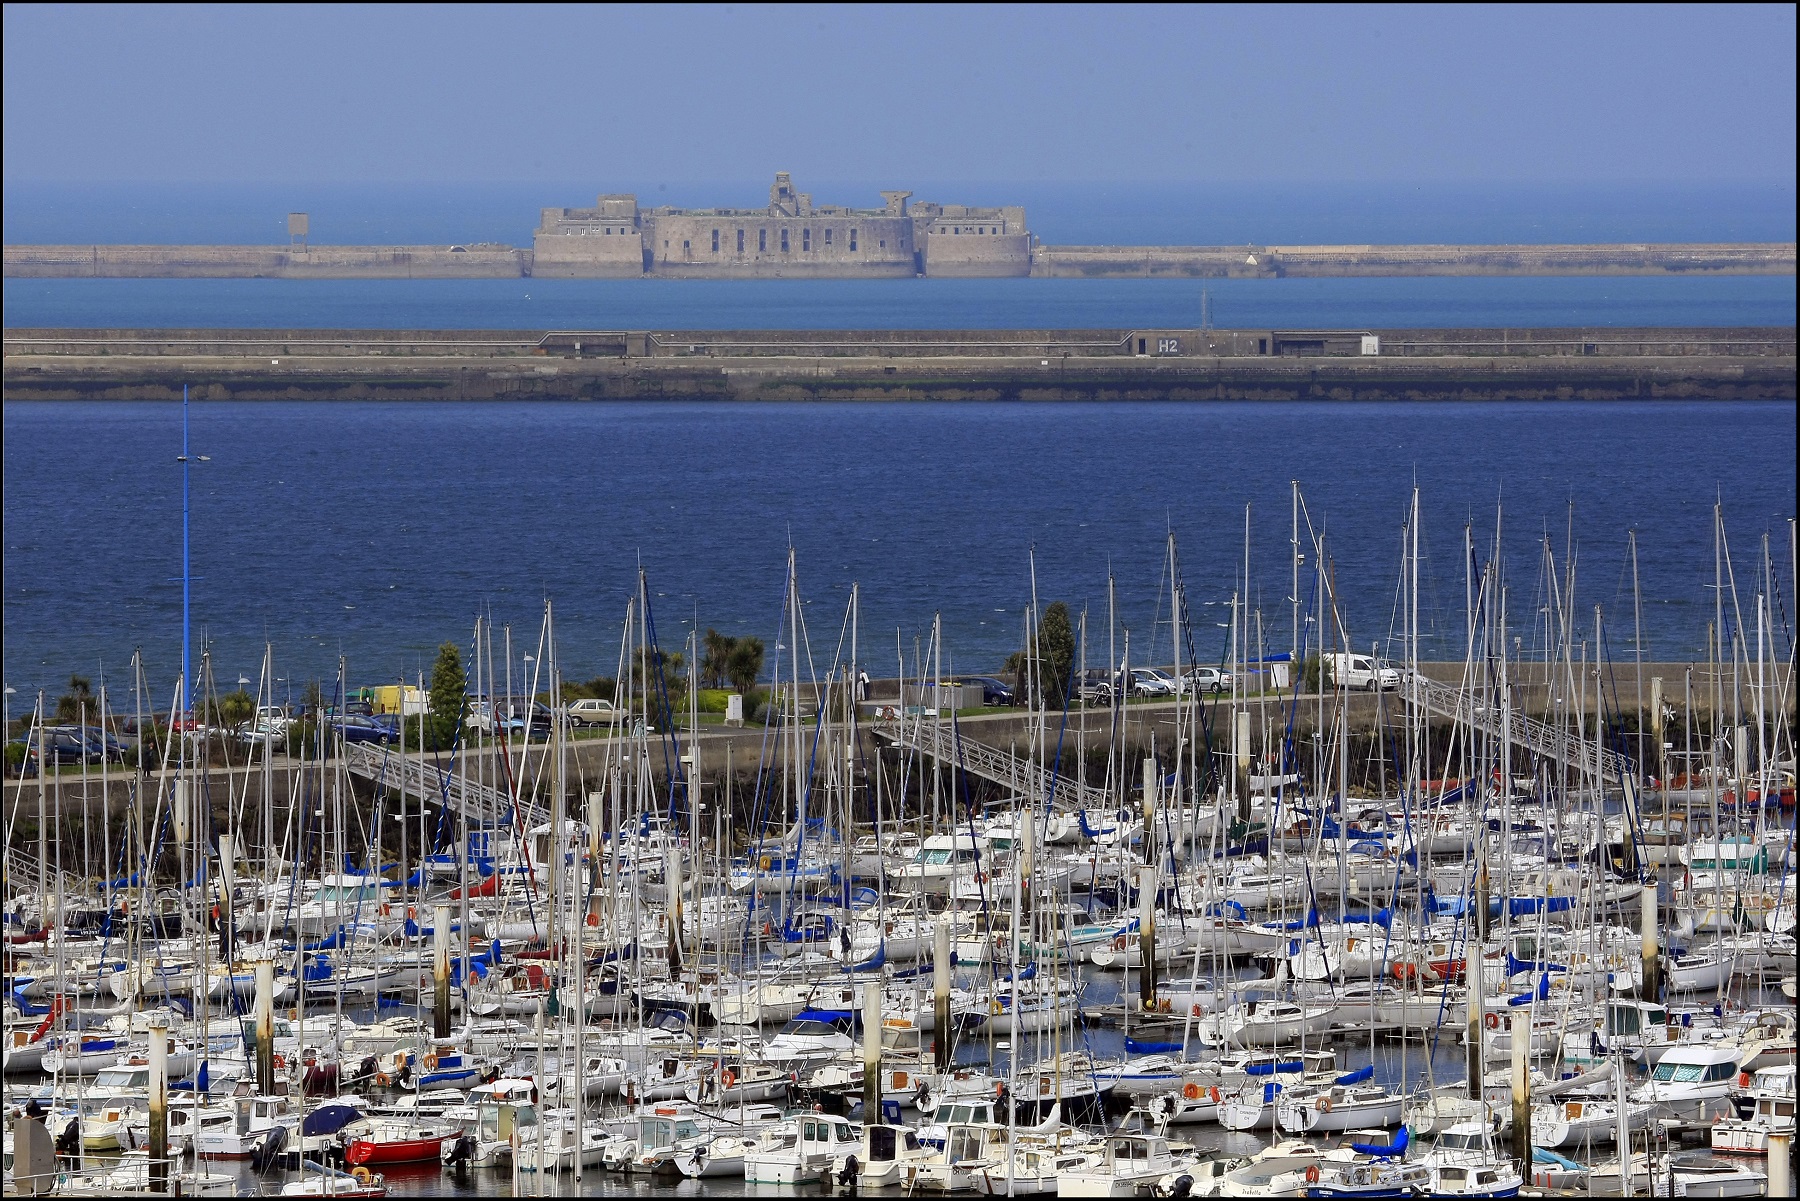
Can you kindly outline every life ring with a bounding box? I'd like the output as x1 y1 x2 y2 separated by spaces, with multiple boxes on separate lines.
760 856 772 872
1485 1012 1500 1030
723 1068 737 1088
1183 1082 1201 1101
425 1052 440 1071
380 903 391 917
375 1070 391 1086
1317 1096 1333 1113
273 1053 287 1070
407 906 417 921
1113 935 1129 951
994 1081 1006 1098
1191 1004 1204 1017
1209 1086 1221 1104
352 1166 373 1185
587 912 599 927
1305 1165 1321 1184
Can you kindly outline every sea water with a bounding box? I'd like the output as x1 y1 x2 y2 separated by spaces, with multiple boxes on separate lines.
3 399 1792 696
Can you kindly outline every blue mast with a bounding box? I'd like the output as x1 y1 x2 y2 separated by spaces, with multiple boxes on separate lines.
182 384 191 710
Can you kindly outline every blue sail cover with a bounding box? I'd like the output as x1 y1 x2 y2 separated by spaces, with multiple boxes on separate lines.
1334 1064 1375 1086
302 1104 363 1136
1350 1127 1409 1158
1125 1036 1185 1054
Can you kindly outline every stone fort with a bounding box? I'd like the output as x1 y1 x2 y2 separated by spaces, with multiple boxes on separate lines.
532 172 1029 278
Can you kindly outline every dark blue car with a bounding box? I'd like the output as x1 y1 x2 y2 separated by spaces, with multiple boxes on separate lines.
327 715 399 745
962 676 1016 706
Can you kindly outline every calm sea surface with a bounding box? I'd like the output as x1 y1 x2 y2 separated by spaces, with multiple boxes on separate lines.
2 400 1793 699
4 274 1795 332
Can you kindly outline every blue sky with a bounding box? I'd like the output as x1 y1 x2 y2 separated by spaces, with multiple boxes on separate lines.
4 4 1794 185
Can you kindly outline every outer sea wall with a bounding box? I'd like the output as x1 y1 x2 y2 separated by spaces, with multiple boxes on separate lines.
2 244 527 278
4 326 1792 403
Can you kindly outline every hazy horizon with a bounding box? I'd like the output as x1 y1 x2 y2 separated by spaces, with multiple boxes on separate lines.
6 5 1793 186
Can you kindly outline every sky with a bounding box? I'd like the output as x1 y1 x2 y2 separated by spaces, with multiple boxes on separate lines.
3 3 1795 187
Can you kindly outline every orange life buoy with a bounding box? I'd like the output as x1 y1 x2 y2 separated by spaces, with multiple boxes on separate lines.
375 1070 391 1086
425 1052 440 1070
407 906 417 921
1183 1082 1201 1100
1191 1004 1204 1017
995 1081 1005 1098
1485 1012 1500 1030
587 912 600 927
1318 1096 1334 1113
1305 1165 1321 1184
1209 1086 1221 1103
723 1068 737 1088
1113 935 1129 951
273 1053 287 1069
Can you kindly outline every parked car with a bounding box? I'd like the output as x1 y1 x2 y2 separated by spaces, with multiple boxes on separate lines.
958 676 1016 707
564 698 624 727
324 700 375 718
326 714 399 745
1182 666 1233 693
465 700 525 735
1077 668 1122 704
236 717 287 747
1131 668 1178 697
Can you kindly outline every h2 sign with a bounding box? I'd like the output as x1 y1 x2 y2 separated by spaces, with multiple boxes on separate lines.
1155 338 1181 355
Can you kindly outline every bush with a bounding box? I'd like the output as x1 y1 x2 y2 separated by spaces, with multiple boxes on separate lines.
5 741 29 777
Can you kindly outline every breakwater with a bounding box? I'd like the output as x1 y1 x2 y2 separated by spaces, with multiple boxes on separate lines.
4 240 1794 279
4 325 1793 402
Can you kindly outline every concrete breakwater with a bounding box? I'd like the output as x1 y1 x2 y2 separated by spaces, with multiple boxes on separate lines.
4 240 1794 279
4 325 1793 403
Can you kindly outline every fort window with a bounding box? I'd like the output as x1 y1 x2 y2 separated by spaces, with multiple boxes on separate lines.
712 229 720 253
879 240 886 249
738 230 746 253
803 229 811 252
683 240 691 255
849 229 858 251
759 229 767 252
823 228 832 247
781 229 790 252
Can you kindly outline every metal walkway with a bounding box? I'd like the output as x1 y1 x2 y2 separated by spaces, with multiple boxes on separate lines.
873 717 1116 812
1404 671 1632 784
340 742 545 828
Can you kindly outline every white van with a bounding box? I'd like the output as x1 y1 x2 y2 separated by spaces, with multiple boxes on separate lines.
1324 653 1401 691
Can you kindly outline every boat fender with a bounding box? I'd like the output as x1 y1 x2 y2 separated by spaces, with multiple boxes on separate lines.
1305 1165 1321 1184
1184 1082 1201 1101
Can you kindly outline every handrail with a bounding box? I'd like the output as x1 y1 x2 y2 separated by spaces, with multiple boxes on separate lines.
874 717 1113 812
1403 671 1631 784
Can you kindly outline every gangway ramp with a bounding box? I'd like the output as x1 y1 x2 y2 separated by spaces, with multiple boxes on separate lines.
340 741 545 828
1404 671 1632 785
873 717 1116 812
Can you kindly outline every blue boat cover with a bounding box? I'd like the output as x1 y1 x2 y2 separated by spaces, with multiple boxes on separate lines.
1125 1037 1184 1054
302 1104 363 1136
1350 1126 1408 1157
1334 1064 1375 1086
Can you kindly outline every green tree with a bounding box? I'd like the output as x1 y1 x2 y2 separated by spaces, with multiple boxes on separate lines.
1038 602 1077 709
426 642 468 751
215 688 255 728
726 637 765 695
701 629 735 689
54 674 96 724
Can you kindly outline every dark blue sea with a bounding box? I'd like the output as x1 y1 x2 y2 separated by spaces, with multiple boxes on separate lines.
3 400 1794 700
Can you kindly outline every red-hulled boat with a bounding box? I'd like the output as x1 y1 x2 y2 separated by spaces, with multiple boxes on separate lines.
343 1119 456 1166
